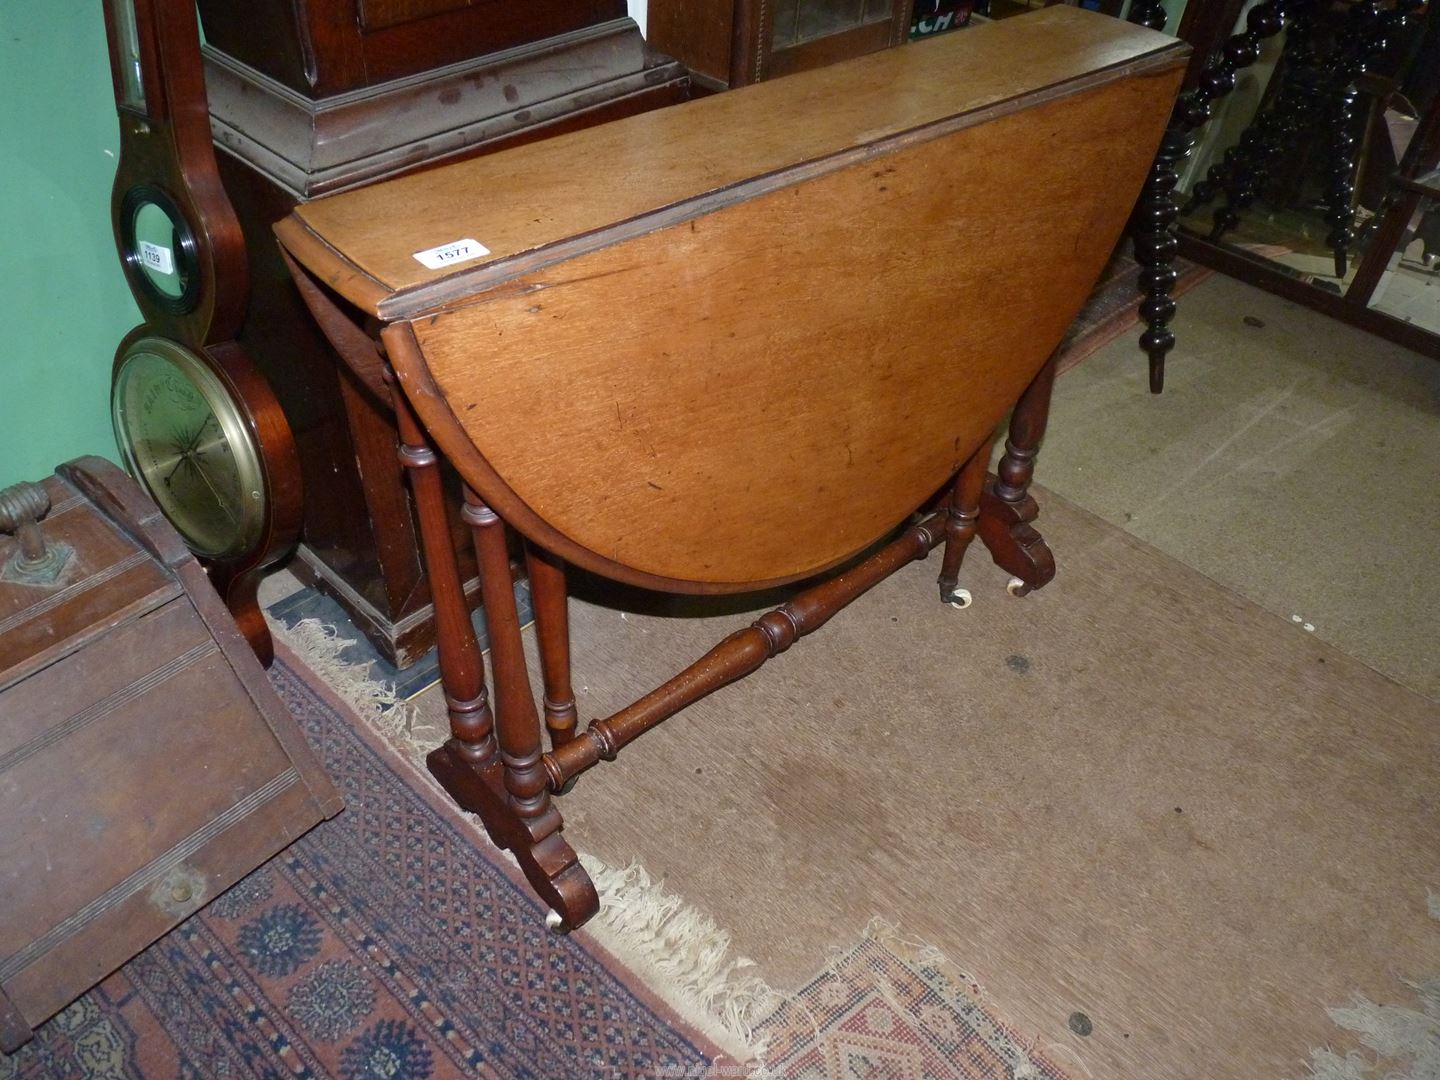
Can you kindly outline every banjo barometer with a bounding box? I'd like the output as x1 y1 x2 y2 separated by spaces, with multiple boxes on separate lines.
103 0 300 664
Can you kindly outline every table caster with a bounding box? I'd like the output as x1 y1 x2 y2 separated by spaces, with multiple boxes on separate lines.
945 588 972 609
1006 576 1031 597
545 909 570 934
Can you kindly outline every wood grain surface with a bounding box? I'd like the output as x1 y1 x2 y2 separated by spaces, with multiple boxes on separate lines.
282 6 1183 317
396 70 1180 588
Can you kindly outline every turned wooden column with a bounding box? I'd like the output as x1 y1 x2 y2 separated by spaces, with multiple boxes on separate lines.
1320 0 1421 278
977 354 1058 595
389 373 496 767
525 543 579 750
994 356 1056 508
1166 0 1424 323
383 326 595 931
1198 9 1322 244
1127 0 1168 31
1134 124 1189 393
1134 0 1291 392
937 435 995 607
461 490 561 836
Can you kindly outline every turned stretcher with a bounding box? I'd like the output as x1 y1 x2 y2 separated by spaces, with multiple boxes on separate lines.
275 7 1186 930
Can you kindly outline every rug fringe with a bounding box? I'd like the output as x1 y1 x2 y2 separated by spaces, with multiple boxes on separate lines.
276 619 429 760
277 619 1057 1077
860 916 956 974
579 855 782 1064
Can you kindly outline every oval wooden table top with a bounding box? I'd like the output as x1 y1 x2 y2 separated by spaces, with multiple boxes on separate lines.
277 9 1187 593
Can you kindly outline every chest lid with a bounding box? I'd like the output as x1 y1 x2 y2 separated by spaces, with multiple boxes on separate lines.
0 458 342 1052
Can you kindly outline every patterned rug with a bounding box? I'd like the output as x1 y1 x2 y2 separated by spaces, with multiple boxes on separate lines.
271 618 1084 1080
755 927 1068 1080
0 648 718 1080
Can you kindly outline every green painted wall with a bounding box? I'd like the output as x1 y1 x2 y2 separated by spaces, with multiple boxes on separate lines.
1 5 141 489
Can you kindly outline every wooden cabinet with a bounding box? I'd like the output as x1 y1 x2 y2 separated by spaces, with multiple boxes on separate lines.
648 0 912 90
195 0 628 96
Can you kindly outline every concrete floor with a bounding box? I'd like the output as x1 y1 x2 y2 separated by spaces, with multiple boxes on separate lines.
1037 272 1440 703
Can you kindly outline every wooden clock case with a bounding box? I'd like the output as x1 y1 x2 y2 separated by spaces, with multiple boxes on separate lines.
193 0 690 667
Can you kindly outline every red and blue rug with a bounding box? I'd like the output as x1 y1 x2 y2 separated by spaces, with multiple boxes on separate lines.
0 650 718 1080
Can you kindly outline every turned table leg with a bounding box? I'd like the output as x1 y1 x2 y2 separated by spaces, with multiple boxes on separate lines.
382 328 597 931
1323 80 1360 280
978 354 1058 596
1134 125 1187 394
1135 0 1290 393
936 434 995 608
524 542 579 751
389 374 496 769
461 490 596 929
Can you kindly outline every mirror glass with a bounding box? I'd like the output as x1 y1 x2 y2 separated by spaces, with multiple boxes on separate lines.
771 0 896 49
1175 1 1439 312
1368 191 1440 331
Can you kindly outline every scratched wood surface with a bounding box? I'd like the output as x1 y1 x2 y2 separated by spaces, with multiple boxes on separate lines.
281 6 1182 317
399 72 1179 588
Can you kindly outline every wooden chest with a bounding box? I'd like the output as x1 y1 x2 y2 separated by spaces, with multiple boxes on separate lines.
0 458 342 1051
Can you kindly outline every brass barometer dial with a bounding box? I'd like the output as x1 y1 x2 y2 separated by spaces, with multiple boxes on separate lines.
111 336 266 560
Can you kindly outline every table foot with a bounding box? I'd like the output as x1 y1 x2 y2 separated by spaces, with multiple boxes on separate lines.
940 584 973 609
977 477 1055 595
428 740 599 931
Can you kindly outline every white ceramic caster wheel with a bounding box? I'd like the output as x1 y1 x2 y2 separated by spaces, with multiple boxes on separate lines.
545 909 567 934
1006 576 1028 597
947 589 972 609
